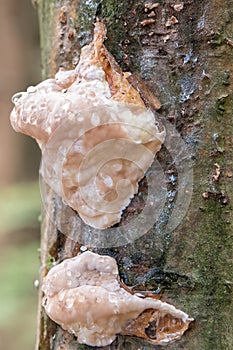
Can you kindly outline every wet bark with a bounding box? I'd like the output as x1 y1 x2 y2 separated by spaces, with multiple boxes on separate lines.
36 1 233 349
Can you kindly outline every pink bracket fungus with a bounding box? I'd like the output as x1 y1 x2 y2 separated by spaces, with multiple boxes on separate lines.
10 21 165 229
42 251 193 347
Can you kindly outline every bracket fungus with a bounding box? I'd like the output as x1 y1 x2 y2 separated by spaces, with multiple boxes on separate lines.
10 21 165 229
42 251 193 347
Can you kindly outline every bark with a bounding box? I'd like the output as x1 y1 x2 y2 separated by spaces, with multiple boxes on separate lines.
36 1 233 349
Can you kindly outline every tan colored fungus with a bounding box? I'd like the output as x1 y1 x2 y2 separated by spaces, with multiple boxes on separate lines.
173 3 184 12
42 251 193 347
10 21 165 229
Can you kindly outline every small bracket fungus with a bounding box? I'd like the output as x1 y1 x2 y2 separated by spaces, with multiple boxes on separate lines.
42 251 193 347
10 21 165 229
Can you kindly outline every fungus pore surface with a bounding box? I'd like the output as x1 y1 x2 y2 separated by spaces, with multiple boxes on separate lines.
10 21 165 229
42 251 193 347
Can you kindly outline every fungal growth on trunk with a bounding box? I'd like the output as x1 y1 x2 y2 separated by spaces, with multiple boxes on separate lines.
42 251 193 347
10 21 165 229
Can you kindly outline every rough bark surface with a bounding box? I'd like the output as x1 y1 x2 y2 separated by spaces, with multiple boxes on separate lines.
36 1 233 349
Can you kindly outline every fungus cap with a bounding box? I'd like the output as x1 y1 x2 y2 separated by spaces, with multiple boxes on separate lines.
42 251 193 347
10 21 165 229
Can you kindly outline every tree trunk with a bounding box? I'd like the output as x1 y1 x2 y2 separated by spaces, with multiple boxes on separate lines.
36 1 233 349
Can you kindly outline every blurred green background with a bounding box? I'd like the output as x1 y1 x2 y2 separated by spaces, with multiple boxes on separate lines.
0 1 41 349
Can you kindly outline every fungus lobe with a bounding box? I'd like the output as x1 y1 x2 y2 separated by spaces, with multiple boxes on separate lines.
42 251 193 347
10 21 165 229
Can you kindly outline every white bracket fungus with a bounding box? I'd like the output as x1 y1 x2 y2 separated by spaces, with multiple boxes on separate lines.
42 251 193 347
10 21 165 229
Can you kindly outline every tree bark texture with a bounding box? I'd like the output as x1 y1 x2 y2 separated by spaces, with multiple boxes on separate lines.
36 1 233 349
